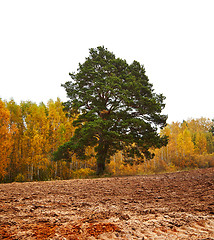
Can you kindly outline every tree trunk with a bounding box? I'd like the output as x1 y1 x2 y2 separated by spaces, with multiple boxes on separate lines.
96 156 106 175
96 142 109 175
30 164 33 181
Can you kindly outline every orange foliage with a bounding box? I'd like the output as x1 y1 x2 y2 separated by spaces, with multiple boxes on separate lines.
0 100 15 180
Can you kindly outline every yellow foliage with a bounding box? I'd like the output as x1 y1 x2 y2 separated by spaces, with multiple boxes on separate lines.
194 132 207 154
72 168 95 178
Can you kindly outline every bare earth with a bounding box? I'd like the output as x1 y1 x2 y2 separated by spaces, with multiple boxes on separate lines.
0 168 214 240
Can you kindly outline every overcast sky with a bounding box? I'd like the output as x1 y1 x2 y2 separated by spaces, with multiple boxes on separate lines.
0 0 213 123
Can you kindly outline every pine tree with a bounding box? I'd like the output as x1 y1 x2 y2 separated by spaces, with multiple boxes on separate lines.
55 46 168 175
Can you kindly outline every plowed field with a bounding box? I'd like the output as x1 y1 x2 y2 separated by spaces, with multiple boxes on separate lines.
0 168 214 239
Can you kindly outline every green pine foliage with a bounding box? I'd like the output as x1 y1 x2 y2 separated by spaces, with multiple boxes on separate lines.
55 46 168 175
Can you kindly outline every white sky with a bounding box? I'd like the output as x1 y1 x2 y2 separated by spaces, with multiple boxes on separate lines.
0 0 213 123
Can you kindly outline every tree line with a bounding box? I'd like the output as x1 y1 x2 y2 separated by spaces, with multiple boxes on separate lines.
1 46 213 182
107 118 214 176
0 98 213 182
0 98 95 182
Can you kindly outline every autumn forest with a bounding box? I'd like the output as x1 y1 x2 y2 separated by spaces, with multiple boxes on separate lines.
0 98 213 183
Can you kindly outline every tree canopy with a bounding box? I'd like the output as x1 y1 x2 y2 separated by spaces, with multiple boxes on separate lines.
54 46 168 175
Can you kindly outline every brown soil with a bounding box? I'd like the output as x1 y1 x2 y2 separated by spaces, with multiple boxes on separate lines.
0 168 214 239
